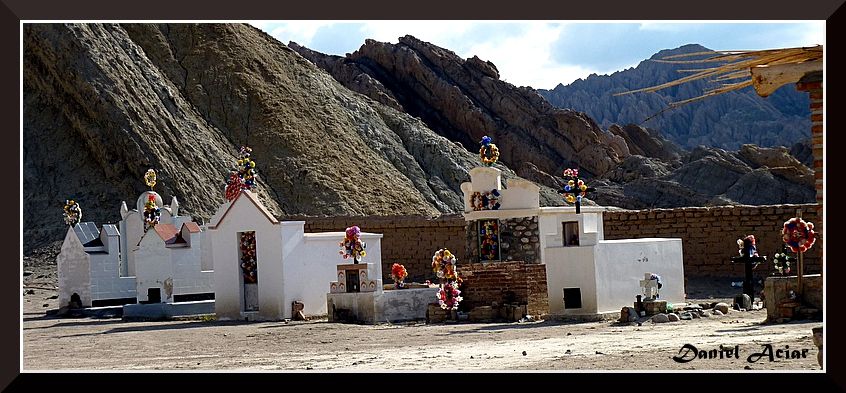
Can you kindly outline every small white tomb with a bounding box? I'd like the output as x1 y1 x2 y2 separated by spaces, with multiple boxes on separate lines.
207 189 383 321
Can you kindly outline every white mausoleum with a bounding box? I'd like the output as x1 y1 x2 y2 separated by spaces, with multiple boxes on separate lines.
461 166 685 318
207 189 383 321
57 190 214 308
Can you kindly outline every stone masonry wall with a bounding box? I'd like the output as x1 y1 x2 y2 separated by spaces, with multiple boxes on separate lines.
603 204 822 279
465 216 541 264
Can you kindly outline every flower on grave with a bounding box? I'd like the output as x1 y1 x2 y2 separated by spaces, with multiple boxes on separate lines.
432 249 462 310
437 282 463 310
470 189 501 211
772 250 793 276
432 249 459 280
143 194 161 229
240 231 257 283
339 225 366 263
391 263 408 289
224 146 259 201
782 217 816 253
62 199 82 226
479 135 500 166
737 234 758 257
560 168 589 205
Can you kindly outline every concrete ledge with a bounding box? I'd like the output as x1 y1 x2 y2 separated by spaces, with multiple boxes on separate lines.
545 310 621 322
328 287 438 324
122 300 215 320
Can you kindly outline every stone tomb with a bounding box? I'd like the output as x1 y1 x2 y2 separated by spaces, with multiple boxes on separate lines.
326 263 438 324
461 166 549 318
461 166 686 320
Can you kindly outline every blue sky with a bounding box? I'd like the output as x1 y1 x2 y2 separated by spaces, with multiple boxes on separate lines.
251 21 824 90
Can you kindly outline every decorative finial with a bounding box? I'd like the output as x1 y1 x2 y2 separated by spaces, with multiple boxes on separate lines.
144 169 157 190
479 135 499 166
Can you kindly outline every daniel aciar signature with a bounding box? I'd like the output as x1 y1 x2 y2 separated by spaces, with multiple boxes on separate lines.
672 343 811 363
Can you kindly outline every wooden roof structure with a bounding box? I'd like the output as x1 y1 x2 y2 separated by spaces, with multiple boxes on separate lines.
615 45 822 108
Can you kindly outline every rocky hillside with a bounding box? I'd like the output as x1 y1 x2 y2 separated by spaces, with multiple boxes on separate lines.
23 23 564 252
538 44 811 150
24 25 816 252
289 37 628 180
290 37 815 210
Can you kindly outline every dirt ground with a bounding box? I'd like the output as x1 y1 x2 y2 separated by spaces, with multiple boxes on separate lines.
22 244 823 371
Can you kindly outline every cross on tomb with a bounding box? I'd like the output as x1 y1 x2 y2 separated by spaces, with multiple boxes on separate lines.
639 273 661 300
730 254 766 301
559 168 595 214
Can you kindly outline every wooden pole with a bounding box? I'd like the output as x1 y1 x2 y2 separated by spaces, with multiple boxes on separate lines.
796 209 804 297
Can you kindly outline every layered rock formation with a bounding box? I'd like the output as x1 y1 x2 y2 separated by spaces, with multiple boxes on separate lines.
24 25 816 252
23 23 560 252
291 37 815 210
291 36 627 179
538 44 811 150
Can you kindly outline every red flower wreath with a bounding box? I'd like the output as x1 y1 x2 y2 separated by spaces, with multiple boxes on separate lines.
782 217 816 253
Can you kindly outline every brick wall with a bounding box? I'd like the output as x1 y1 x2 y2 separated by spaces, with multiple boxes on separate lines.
603 204 822 279
285 203 823 283
796 72 823 231
284 214 466 282
457 261 549 316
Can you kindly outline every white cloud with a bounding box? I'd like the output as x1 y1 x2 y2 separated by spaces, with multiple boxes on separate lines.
358 21 477 51
262 21 337 46
462 23 587 89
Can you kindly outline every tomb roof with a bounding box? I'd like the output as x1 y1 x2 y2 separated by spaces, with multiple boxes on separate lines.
73 222 99 245
208 189 278 229
181 222 201 233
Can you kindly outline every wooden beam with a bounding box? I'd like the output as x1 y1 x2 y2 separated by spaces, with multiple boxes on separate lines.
750 60 823 97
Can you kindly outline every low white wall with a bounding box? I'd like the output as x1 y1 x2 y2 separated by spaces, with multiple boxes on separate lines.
171 234 214 297
593 238 685 314
89 252 135 301
57 228 92 308
544 246 598 315
285 230 383 318
134 237 174 303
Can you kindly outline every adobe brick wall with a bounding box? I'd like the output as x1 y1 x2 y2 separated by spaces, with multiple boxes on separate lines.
283 214 467 282
285 203 823 283
458 261 549 316
603 204 822 279
796 72 823 231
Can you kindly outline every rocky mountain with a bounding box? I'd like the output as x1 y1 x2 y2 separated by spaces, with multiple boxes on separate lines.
290 36 815 210
23 23 563 252
24 25 816 252
538 44 811 150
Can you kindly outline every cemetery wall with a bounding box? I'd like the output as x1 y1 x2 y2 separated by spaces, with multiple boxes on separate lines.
603 204 822 278
286 203 822 282
288 214 467 283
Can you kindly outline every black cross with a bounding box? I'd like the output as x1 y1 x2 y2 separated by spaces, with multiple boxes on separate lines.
559 174 596 214
730 254 766 300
